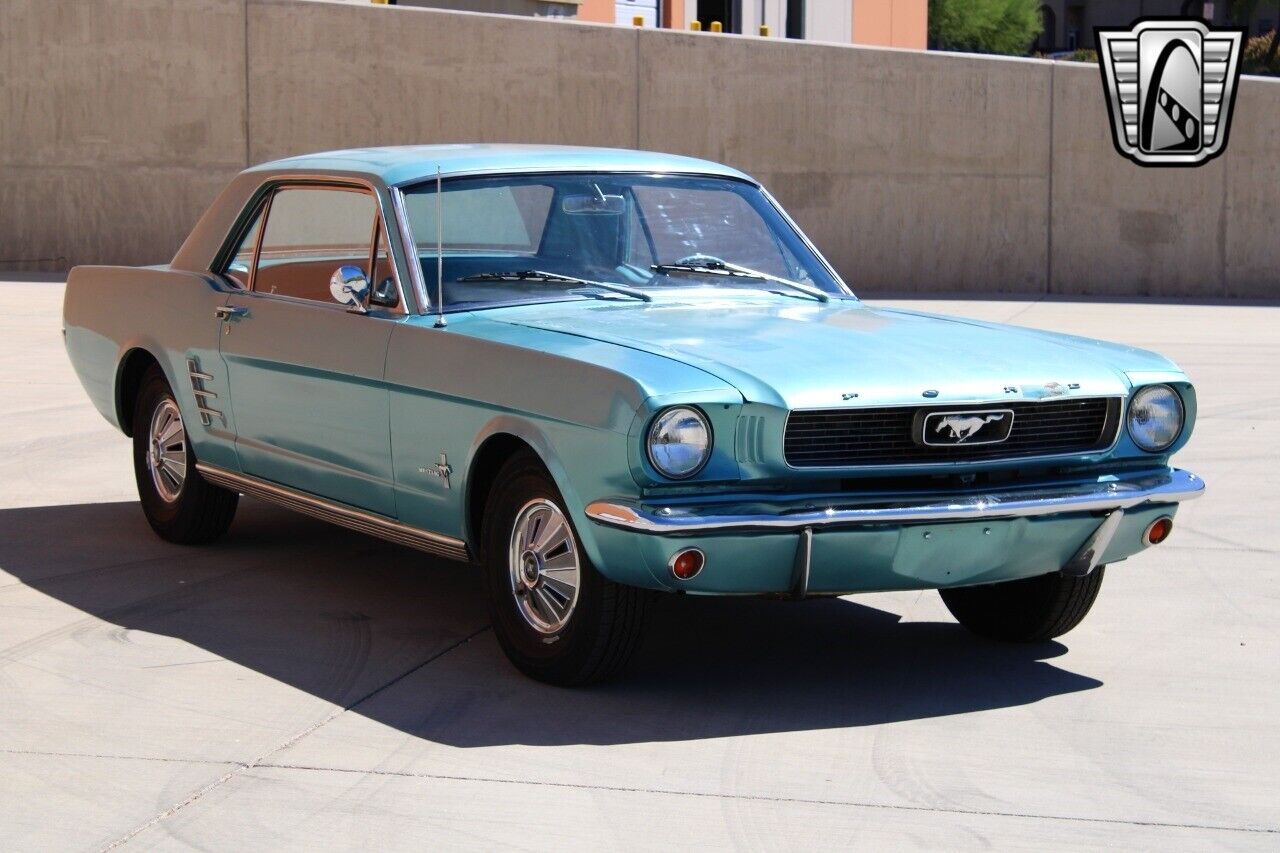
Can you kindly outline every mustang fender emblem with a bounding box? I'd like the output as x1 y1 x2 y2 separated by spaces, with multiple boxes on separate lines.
418 453 453 489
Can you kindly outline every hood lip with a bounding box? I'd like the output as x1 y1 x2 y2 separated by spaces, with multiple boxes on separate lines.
784 392 1127 412
875 306 1184 375
484 298 1158 410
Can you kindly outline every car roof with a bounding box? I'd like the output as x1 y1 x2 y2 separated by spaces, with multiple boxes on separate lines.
246 144 757 188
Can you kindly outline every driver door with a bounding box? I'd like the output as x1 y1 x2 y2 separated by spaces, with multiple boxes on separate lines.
218 184 401 517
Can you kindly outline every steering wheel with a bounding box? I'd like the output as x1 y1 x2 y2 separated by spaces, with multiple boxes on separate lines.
674 254 726 267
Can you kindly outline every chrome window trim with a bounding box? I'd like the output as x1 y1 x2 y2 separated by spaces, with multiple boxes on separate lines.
245 189 272 293
758 186 855 298
211 191 271 292
391 186 431 315
210 176 408 314
229 287 404 320
778 395 1127 471
393 166 760 186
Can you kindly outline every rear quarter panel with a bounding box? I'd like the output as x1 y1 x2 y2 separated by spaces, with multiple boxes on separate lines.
63 265 240 471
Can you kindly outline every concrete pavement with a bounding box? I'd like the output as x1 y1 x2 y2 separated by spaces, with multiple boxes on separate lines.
1 280 1277 849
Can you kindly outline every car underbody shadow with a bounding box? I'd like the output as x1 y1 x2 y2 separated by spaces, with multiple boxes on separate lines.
0 499 1101 748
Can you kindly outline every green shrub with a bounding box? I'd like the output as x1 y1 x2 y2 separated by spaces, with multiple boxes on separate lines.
1063 48 1098 64
1242 30 1280 76
929 0 1042 55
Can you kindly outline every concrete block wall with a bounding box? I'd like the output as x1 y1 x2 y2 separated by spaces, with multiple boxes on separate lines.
2 0 1277 298
637 32 1053 294
0 0 248 271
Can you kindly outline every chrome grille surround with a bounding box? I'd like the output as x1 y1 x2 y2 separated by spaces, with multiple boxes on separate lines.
784 397 1123 468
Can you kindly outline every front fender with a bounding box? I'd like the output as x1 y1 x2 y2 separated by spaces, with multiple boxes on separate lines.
463 414 582 546
463 413 640 578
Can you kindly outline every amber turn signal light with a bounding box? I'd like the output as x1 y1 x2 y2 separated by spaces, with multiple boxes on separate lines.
669 548 705 580
1143 516 1174 546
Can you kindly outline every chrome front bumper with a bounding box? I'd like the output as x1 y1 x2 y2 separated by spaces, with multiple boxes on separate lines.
585 468 1204 536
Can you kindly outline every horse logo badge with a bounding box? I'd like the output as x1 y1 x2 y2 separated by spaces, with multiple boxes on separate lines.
922 410 1016 446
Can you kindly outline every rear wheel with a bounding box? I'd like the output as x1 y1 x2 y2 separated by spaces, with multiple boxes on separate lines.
939 568 1105 642
481 451 647 685
132 365 238 544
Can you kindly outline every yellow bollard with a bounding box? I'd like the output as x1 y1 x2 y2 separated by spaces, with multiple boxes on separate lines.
633 15 644 26
690 20 702 31
371 0 388 5
710 20 722 32
759 24 769 36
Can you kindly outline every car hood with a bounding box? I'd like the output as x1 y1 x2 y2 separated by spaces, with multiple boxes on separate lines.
489 296 1180 409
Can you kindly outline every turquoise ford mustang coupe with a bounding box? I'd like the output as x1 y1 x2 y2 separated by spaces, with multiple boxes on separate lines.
64 145 1203 684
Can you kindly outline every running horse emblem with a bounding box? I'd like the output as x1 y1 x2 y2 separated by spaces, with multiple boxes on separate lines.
935 413 1007 443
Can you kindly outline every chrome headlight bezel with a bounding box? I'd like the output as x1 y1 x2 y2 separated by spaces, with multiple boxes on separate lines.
1127 384 1185 452
646 406 713 480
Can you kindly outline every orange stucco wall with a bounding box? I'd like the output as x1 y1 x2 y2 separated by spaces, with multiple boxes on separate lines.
852 0 926 49
663 0 684 28
576 0 613 23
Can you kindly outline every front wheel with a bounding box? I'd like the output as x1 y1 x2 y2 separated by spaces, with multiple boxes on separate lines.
481 451 647 685
132 365 238 544
939 567 1105 642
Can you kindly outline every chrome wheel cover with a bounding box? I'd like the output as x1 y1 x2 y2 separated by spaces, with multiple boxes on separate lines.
147 398 187 503
508 498 581 634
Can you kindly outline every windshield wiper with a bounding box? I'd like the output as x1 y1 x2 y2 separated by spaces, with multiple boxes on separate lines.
458 270 651 302
651 259 830 303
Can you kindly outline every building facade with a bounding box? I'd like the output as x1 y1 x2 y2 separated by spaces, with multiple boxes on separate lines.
1035 0 1277 53
586 0 925 48
371 0 926 48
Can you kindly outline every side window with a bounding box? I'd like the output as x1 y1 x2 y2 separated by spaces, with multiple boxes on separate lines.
253 187 377 302
224 203 265 288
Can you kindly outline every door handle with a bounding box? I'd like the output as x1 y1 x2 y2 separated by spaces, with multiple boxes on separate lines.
215 305 249 320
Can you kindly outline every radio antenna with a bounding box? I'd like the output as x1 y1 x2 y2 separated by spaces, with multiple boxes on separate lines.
433 165 447 329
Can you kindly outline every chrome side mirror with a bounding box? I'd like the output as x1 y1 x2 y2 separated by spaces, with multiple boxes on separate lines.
329 265 370 314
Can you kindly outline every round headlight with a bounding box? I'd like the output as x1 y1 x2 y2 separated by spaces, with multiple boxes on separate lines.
647 407 711 479
1127 384 1184 452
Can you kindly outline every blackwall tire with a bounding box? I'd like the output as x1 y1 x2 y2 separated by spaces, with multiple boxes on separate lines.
939 567 1105 642
132 365 238 545
481 450 647 686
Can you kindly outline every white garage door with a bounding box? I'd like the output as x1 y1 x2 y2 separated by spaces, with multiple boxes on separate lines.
616 0 658 26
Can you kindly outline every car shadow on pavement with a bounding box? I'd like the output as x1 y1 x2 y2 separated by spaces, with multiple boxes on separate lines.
0 499 1102 747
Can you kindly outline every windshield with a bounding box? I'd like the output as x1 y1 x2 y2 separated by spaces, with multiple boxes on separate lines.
401 172 850 311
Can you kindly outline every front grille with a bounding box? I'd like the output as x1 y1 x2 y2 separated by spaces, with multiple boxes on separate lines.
784 398 1121 467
